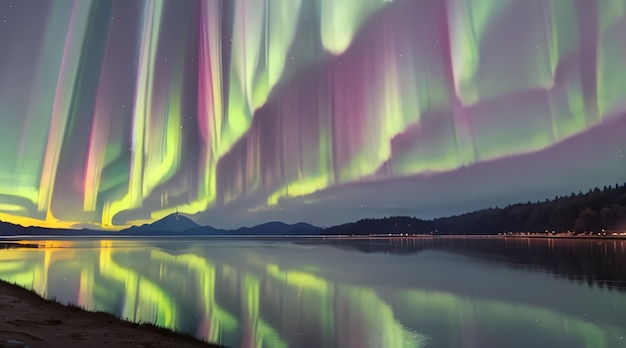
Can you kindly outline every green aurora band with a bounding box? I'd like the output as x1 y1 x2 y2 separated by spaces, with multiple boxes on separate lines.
0 0 625 229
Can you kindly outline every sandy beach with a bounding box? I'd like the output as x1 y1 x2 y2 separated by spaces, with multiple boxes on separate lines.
0 280 221 348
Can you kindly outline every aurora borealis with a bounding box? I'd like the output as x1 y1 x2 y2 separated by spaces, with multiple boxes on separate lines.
1 0 626 230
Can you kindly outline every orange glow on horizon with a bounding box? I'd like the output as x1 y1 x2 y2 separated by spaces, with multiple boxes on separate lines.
0 212 126 231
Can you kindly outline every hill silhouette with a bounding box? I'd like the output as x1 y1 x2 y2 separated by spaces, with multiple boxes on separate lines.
233 221 320 235
120 213 200 235
182 221 321 236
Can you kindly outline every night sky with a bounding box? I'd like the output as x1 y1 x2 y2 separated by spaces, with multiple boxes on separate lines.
0 0 625 230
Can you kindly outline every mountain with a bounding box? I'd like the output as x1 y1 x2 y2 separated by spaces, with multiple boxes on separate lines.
0 221 26 236
120 213 200 235
0 221 95 236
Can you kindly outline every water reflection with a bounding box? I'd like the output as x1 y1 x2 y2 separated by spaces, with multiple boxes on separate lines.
308 237 626 290
0 237 624 348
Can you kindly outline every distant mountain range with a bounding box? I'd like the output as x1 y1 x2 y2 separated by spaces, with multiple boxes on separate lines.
115 214 321 236
0 213 323 237
1 182 625 236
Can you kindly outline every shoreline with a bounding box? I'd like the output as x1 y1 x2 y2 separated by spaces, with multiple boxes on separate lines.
2 233 626 244
0 279 222 348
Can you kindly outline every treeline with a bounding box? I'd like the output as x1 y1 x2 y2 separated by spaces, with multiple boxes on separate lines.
324 182 626 235
323 216 431 235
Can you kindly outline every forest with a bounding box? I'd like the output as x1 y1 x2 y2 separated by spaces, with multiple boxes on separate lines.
323 182 626 235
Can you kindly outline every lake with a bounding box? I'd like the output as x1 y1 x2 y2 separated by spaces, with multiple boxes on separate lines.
0 236 625 348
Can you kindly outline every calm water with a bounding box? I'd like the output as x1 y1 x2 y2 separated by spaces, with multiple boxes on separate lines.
0 237 625 348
